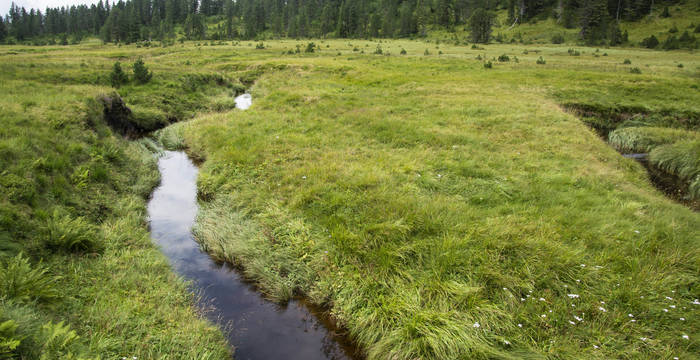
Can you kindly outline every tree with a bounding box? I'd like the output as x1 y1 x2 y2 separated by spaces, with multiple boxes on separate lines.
0 17 7 42
468 8 495 43
580 0 609 44
132 58 152 84
110 61 128 88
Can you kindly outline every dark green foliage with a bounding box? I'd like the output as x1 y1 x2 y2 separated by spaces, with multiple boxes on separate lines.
255 42 265 49
468 8 495 44
109 61 128 89
400 48 407 55
0 254 58 304
568 48 581 56
629 67 641 74
497 54 510 62
579 0 609 44
642 34 659 48
695 23 700 33
660 6 670 18
650 140 700 200
608 21 624 45
669 25 678 33
132 58 152 85
662 35 679 50
374 44 383 54
551 33 565 44
623 58 631 64
536 56 546 64
483 60 493 68
305 42 316 53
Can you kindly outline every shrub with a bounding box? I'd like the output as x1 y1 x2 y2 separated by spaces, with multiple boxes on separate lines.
0 254 58 304
669 25 678 33
483 61 493 69
536 56 546 64
424 49 430 55
132 58 152 84
567 48 580 56
374 44 383 54
678 63 684 68
660 6 670 18
400 48 407 55
497 54 510 62
305 42 315 53
641 35 659 48
43 210 101 253
255 42 265 49
695 23 700 33
551 33 565 44
623 59 631 64
109 61 128 88
662 35 680 50
630 67 642 74
0 316 21 358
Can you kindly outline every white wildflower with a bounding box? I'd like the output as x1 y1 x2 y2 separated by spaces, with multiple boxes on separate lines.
539 298 545 301
521 298 525 301
569 320 576 325
630 319 636 322
680 318 685 321
302 176 307 179
628 314 634 318
598 307 607 312
663 309 669 312
666 296 673 300
593 345 599 349
541 314 547 318
473 322 480 328
504 340 510 345
682 334 689 340
634 230 640 234
640 337 647 341
670 305 676 309
693 299 700 305
567 294 579 298
503 287 508 291
580 264 586 267
574 316 583 322
600 301 605 304
517 324 523 328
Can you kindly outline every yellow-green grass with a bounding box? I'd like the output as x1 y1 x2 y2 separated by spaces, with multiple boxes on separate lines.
0 46 230 357
609 127 700 153
1 39 699 359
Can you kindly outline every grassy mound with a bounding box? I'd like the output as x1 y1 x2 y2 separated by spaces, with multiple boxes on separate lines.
650 140 700 200
608 127 700 153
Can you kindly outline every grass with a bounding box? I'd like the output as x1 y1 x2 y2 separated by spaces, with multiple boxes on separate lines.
0 46 230 358
650 139 700 200
1 37 699 359
608 126 700 153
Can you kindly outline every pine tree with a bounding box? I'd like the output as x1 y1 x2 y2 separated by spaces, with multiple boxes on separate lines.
110 61 128 88
468 8 495 43
0 17 7 42
580 0 609 44
132 58 152 84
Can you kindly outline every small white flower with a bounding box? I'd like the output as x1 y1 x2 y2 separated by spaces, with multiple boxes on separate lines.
503 287 507 291
504 340 510 345
680 317 685 321
521 298 525 301
580 264 586 267
598 307 607 312
437 174 442 178
567 294 579 298
569 320 576 325
630 319 636 322
529 290 533 293
670 305 676 309
539 298 546 301
541 314 547 318
640 337 647 341
634 230 640 234
672 290 676 293
682 334 689 340
564 284 568 288
473 322 480 328
666 296 673 300
663 308 669 312
673 357 679 360
628 314 634 318
571 304 576 307
600 301 605 304
576 279 581 283
593 345 599 349
693 299 700 305
549 310 552 313
640 296 645 299
517 323 523 327
302 176 307 179
574 316 583 322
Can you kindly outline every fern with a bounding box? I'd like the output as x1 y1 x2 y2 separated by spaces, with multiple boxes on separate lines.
44 210 101 253
0 254 58 304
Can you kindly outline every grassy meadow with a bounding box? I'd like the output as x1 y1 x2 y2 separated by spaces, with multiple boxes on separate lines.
1 38 699 359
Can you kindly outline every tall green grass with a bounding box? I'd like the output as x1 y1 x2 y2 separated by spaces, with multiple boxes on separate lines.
608 126 699 153
650 140 700 200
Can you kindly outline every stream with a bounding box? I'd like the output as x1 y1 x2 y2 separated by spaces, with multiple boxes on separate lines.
147 94 358 359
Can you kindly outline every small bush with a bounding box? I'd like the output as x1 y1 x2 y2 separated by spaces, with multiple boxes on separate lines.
424 49 430 55
374 44 383 55
255 42 265 49
630 67 642 74
0 254 58 304
567 48 580 56
551 33 565 44
678 63 684 68
661 6 670 18
483 61 493 69
109 62 128 88
641 35 659 48
623 59 631 64
132 58 152 84
669 25 678 33
305 42 316 53
0 316 21 357
536 56 546 64
497 54 510 62
43 210 101 253
400 48 407 55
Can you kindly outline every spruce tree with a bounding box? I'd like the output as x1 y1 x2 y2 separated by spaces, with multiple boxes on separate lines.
468 8 495 43
132 58 152 84
110 61 128 88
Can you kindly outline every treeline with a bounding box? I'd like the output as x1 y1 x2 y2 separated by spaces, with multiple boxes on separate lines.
0 0 687 44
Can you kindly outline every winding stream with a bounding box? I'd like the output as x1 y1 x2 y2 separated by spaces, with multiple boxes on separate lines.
147 96 358 359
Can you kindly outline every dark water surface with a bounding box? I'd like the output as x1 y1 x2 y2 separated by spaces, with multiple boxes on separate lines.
148 151 358 360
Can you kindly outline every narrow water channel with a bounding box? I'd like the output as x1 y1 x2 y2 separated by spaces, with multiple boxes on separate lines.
148 151 357 360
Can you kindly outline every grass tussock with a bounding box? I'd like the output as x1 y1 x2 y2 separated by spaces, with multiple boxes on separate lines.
608 127 700 153
650 140 700 200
